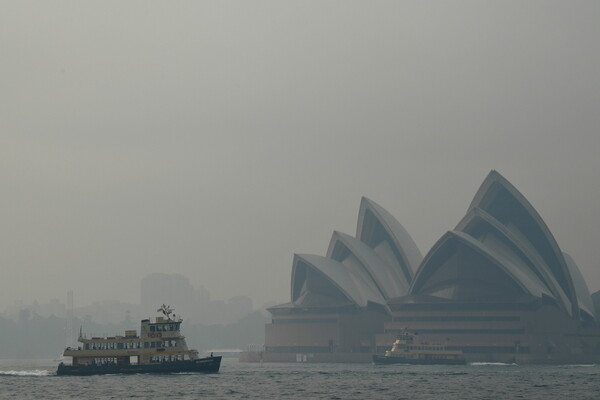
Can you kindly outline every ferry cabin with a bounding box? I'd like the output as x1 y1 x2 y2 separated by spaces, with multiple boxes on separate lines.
385 333 463 361
63 317 198 367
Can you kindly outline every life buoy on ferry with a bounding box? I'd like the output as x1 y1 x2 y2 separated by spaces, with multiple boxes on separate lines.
157 333 162 338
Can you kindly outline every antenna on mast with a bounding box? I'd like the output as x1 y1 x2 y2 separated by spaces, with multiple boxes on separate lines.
157 304 174 320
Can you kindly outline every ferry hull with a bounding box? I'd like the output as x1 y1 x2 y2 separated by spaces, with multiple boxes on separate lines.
372 354 466 365
56 356 221 376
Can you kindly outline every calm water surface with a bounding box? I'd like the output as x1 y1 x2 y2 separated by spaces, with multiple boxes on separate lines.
0 358 598 399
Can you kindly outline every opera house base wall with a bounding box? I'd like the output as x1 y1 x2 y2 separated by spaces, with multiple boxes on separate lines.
378 302 600 364
256 309 387 363
239 352 372 363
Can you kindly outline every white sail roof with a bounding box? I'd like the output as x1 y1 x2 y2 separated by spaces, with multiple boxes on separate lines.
467 170 580 318
291 254 386 309
356 197 423 283
456 207 572 315
410 231 552 301
327 231 409 299
563 252 596 320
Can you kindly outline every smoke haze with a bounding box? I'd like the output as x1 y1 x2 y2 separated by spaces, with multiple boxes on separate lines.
2 1 600 308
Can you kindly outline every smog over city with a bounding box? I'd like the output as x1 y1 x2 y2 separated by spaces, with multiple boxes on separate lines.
2 1 600 397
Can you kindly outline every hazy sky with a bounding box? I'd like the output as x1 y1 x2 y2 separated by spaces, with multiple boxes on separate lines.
2 1 600 310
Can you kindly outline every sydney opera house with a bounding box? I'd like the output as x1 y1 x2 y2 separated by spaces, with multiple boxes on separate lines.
241 171 600 364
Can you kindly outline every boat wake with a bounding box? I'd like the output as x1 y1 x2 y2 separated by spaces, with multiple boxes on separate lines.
469 362 518 366
559 364 596 368
0 369 51 377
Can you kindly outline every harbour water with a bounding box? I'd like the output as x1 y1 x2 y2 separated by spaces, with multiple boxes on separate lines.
0 358 598 399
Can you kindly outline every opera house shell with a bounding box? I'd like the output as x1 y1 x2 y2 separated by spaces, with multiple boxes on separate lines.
244 171 600 364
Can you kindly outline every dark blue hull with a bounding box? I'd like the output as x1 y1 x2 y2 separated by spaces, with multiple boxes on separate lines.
56 356 221 376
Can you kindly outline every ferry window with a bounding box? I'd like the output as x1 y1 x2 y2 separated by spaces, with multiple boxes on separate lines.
150 326 156 332
157 325 163 331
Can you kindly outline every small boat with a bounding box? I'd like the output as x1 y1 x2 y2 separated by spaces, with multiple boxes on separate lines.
57 305 221 375
373 331 466 365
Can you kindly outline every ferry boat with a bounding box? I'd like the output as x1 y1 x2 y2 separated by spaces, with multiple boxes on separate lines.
373 331 466 365
56 305 221 375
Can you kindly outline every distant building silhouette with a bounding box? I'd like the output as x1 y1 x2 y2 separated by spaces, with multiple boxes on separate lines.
141 273 196 318
141 272 253 325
